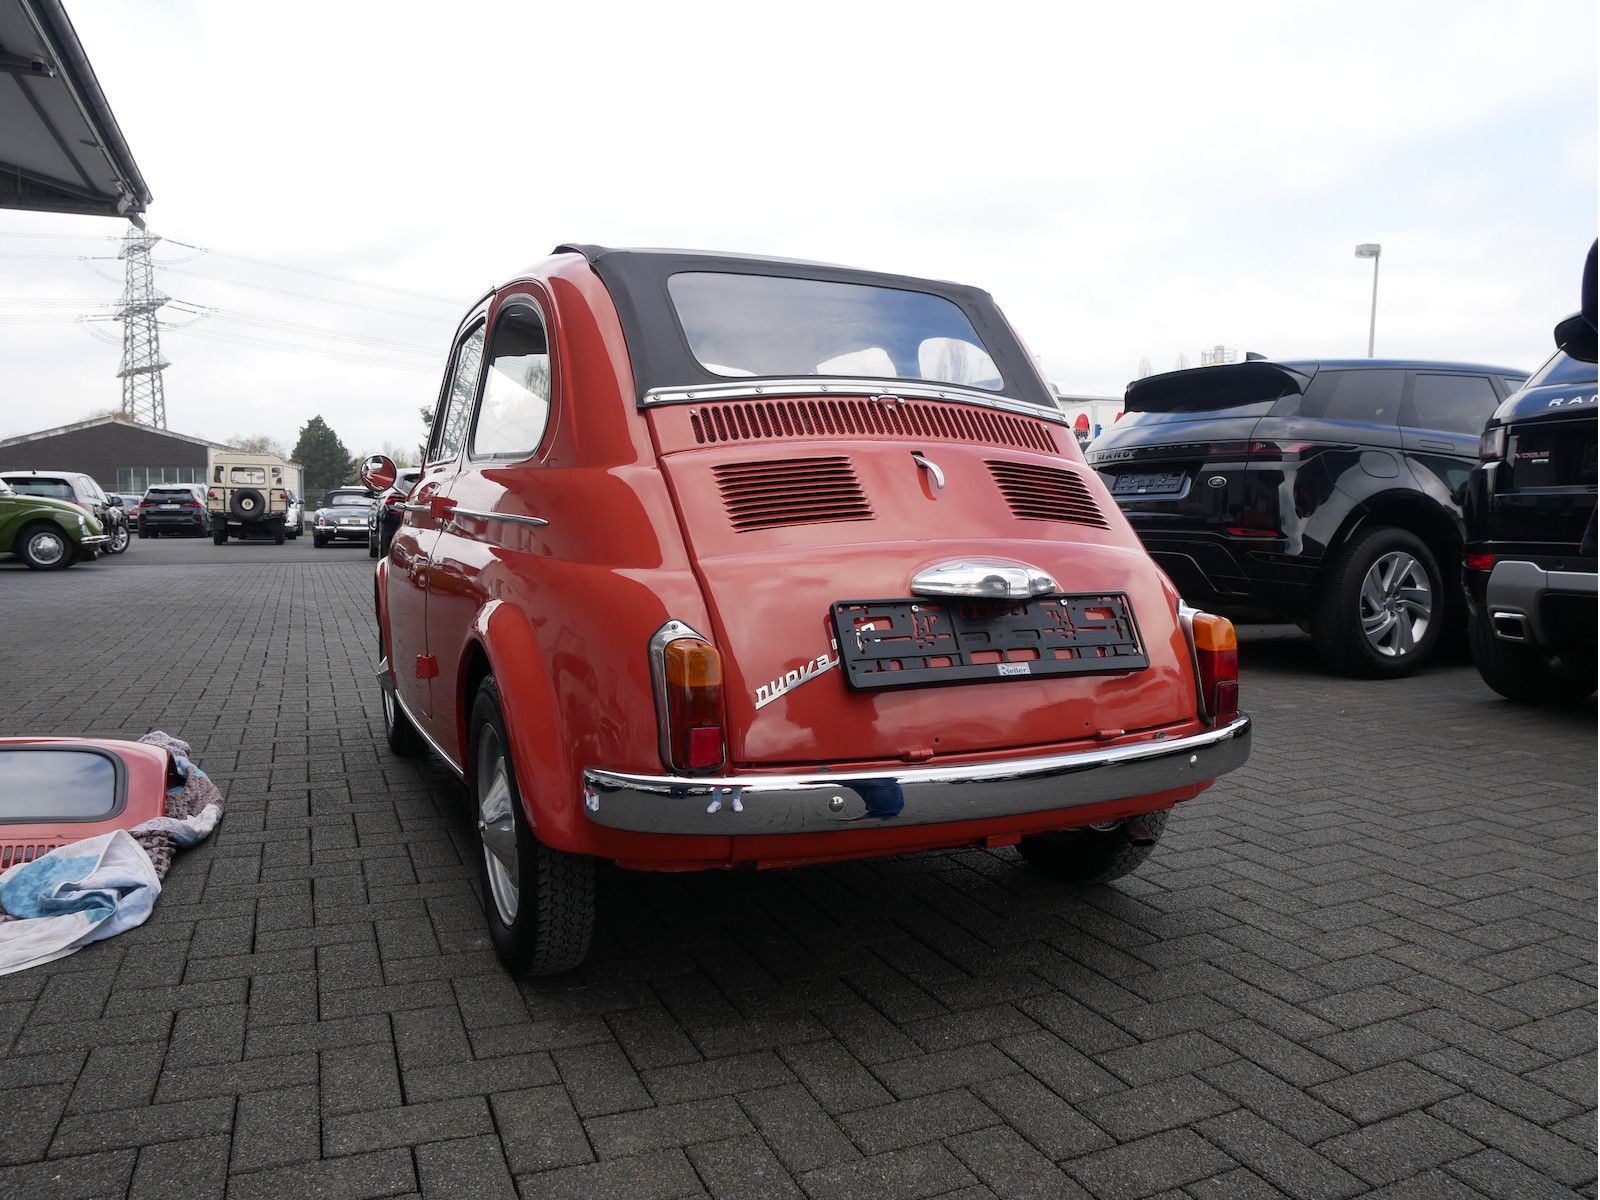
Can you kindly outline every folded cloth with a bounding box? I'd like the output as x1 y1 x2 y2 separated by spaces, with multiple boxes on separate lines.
0 830 160 976
131 731 225 879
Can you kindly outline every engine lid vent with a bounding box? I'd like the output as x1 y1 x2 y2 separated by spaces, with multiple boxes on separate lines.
987 460 1108 528
713 456 873 532
0 843 58 870
688 397 1057 454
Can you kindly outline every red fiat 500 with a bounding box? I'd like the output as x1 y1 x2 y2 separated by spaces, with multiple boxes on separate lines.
363 245 1252 975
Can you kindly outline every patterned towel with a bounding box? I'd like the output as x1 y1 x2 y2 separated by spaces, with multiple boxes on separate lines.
131 731 225 879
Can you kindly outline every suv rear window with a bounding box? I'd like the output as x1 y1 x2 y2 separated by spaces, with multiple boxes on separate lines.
229 467 267 484
1296 369 1403 425
667 272 1003 391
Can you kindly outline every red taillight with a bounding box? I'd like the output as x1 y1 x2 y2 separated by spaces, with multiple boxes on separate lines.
1465 552 1495 571
1205 440 1313 461
206 489 218 500
1225 526 1279 539
1192 613 1239 723
657 636 725 772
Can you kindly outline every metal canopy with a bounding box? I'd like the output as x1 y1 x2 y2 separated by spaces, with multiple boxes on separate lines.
0 0 150 220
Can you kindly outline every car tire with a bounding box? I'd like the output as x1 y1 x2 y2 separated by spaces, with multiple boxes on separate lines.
1311 527 1443 678
368 534 379 558
1468 609 1596 704
313 533 327 548
213 526 228 545
273 524 286 546
16 521 74 570
469 677 595 977
1017 810 1168 884
109 524 130 554
380 663 426 758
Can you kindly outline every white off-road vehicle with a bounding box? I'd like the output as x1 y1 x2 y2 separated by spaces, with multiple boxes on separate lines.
206 455 290 545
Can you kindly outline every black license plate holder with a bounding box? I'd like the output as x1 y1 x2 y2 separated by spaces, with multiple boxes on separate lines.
831 593 1148 691
1113 471 1186 495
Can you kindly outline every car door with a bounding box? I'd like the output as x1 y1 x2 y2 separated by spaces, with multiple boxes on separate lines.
388 316 486 734
424 291 559 758
1400 372 1501 507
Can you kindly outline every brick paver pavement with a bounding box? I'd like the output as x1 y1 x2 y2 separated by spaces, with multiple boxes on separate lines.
1 538 1594 1199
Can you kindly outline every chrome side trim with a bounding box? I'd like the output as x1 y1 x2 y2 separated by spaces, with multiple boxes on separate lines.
376 658 465 780
640 378 1071 426
449 507 549 529
582 716 1251 836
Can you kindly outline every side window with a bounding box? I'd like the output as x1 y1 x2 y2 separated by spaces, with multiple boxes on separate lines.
1404 374 1499 436
428 324 486 464
471 303 553 459
1499 376 1527 396
1297 369 1403 425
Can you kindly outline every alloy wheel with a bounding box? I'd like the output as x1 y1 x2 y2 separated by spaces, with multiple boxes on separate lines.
475 725 520 925
1359 550 1432 658
111 526 129 553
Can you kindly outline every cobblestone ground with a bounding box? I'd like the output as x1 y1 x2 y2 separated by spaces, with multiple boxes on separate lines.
1 538 1594 1199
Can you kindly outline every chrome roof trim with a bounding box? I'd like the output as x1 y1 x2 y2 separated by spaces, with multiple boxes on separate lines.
640 378 1071 426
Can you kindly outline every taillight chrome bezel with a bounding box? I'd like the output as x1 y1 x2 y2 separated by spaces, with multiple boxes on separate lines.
648 620 726 775
1178 601 1240 725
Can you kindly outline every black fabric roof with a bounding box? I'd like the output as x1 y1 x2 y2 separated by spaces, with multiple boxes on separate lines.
0 0 150 219
553 244 1057 409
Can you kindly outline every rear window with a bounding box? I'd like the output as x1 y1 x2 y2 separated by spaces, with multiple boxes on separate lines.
1524 351 1595 390
329 493 369 508
667 272 1003 391
1297 369 1403 425
0 748 121 821
5 478 74 500
146 488 194 500
229 467 267 485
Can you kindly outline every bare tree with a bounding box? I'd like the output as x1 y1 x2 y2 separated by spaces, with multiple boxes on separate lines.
1174 352 1191 371
227 433 291 458
1137 356 1154 380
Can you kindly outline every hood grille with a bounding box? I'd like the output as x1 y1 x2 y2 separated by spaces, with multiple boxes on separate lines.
987 460 1108 528
688 398 1057 454
714 457 873 531
0 843 57 870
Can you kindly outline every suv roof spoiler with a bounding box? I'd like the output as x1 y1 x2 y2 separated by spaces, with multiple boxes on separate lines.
1125 361 1311 412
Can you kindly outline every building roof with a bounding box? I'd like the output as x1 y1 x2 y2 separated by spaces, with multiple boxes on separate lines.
0 0 151 219
0 413 234 452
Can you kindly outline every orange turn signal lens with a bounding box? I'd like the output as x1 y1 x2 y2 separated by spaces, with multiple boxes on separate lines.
657 637 725 773
1191 614 1239 723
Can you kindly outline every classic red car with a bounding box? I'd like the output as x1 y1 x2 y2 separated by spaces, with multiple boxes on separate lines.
363 246 1252 975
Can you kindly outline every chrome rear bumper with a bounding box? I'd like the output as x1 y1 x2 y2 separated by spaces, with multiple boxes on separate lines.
582 716 1251 836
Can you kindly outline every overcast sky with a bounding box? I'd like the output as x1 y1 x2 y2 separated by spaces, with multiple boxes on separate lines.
2 0 1595 454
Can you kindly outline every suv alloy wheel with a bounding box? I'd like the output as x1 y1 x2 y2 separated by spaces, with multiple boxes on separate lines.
1313 527 1443 678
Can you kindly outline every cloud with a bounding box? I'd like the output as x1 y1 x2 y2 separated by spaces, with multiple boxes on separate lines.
1 0 1593 448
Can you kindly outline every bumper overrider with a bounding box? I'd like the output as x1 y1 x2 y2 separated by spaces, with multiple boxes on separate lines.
582 716 1251 836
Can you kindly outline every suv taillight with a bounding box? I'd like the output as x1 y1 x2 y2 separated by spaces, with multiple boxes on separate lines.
1479 426 1506 461
1191 613 1239 723
651 626 725 773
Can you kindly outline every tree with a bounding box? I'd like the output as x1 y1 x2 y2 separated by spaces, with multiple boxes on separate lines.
378 441 416 468
227 433 290 458
1137 356 1154 380
292 416 355 501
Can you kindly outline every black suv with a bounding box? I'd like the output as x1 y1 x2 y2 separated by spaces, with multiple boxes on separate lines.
1464 243 1597 703
1088 359 1526 677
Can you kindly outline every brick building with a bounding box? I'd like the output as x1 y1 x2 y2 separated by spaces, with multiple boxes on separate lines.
0 415 301 495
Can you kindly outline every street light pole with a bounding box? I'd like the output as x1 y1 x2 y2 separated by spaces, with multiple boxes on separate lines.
1355 243 1382 357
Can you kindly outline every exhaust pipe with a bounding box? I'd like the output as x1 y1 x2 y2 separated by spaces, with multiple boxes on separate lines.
1491 612 1530 642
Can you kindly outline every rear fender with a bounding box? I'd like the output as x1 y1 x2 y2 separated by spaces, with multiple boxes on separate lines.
464 601 577 848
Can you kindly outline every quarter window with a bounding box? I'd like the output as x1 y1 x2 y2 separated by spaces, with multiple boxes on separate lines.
430 324 486 464
1297 369 1403 425
471 304 552 458
1403 374 1500 436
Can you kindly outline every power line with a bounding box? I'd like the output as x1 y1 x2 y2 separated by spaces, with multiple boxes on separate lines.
154 263 458 321
160 238 463 305
162 324 441 373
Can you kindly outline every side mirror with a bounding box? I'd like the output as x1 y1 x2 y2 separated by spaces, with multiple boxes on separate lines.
1553 240 1598 365
359 454 398 492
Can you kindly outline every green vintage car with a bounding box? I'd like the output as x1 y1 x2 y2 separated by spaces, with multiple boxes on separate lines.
0 476 109 569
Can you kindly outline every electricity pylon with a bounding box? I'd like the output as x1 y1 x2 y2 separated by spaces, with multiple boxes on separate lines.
116 225 169 427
